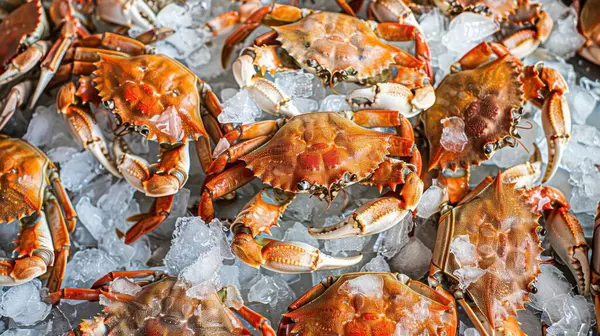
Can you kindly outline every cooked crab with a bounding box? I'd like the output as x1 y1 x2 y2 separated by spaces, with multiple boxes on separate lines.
47 270 276 335
0 135 77 292
577 0 600 65
0 0 172 131
199 111 422 273
218 4 434 118
429 161 590 335
592 201 600 333
279 272 457 335
335 0 426 27
57 52 225 244
421 42 570 202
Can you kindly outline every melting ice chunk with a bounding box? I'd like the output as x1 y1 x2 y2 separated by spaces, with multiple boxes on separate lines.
218 89 262 124
275 71 315 98
248 274 294 307
418 9 447 43
440 117 468 153
320 94 352 112
373 215 413 258
23 105 60 148
450 235 478 266
76 197 110 241
453 266 485 290
283 222 319 248
63 249 118 289
108 277 142 296
567 84 597 124
441 13 499 55
340 274 384 299
388 237 432 279
360 254 391 273
60 151 103 192
416 184 447 218
0 279 51 326
542 7 586 58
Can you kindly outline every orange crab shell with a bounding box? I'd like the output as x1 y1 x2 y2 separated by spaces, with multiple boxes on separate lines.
281 273 457 335
273 12 401 81
0 137 51 223
241 112 391 193
422 54 524 172
433 173 543 329
93 53 208 145
580 0 600 44
0 1 44 68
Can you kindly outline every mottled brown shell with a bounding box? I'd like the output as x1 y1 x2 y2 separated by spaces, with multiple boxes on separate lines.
274 12 401 81
282 273 456 335
93 53 208 144
580 0 600 42
0 1 43 67
0 136 50 223
79 278 247 335
441 174 542 329
242 112 391 192
422 55 524 172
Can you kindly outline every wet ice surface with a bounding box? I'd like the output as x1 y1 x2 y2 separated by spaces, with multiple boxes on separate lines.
3 0 600 334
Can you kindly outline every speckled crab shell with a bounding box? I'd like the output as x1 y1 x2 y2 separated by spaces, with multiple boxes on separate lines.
241 112 392 193
0 0 45 68
433 173 543 329
93 53 208 145
0 136 51 223
422 54 524 172
280 273 457 336
273 12 403 82
78 277 248 335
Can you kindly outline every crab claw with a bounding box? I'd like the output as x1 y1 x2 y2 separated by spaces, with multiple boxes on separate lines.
309 173 423 239
541 91 571 183
232 233 362 273
0 256 48 286
95 0 158 29
346 83 434 117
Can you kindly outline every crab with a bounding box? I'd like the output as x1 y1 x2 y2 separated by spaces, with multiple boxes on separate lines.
593 201 600 332
199 111 423 273
46 270 276 335
279 272 457 335
219 4 434 118
56 52 225 244
428 161 590 335
420 42 571 203
0 135 77 292
576 0 600 65
0 0 170 131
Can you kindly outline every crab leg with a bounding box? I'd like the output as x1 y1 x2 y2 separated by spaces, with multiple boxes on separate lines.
204 0 263 36
233 305 276 336
309 170 423 239
92 270 165 288
48 166 77 232
0 213 53 286
451 42 510 72
592 202 600 332
0 40 51 85
231 187 362 272
223 119 284 144
199 163 256 221
374 22 432 78
124 195 174 244
44 189 72 292
0 80 33 130
208 135 272 175
57 82 121 177
501 10 552 58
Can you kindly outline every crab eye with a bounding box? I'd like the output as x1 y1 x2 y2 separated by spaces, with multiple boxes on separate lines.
297 180 311 190
140 126 150 136
484 143 495 155
103 100 115 110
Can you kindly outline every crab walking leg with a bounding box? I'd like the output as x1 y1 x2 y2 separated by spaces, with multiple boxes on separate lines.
0 80 33 130
451 42 510 71
0 40 51 85
199 163 256 221
204 0 263 36
374 22 432 78
48 166 77 232
592 202 600 332
0 213 54 286
124 195 175 244
309 171 423 239
223 119 284 144
231 188 362 272
208 136 272 174
92 270 165 288
44 190 71 292
233 305 276 336
117 141 189 197
57 82 121 177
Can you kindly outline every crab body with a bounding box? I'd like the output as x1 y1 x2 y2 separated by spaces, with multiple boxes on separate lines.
279 272 457 336
421 42 571 202
429 162 590 335
0 136 76 292
200 111 423 273
219 4 434 118
57 52 225 244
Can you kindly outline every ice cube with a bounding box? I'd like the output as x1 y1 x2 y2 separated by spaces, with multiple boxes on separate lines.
222 285 244 310
373 215 413 258
324 236 367 254
416 183 447 218
543 8 586 58
453 266 485 289
0 279 50 326
97 181 136 217
530 264 573 310
580 77 600 101
418 9 447 42
274 71 315 98
292 97 319 113
108 278 142 296
340 274 384 299
60 151 103 192
360 255 391 272
320 94 351 112
99 231 137 268
388 237 432 279
159 28 209 60
156 3 193 29
463 328 481 336
441 13 500 55
440 117 469 153
186 46 212 68
129 236 152 269
247 274 294 307
63 249 118 289
450 235 478 266
219 265 241 289
282 222 318 247
567 85 597 124
23 105 59 148
76 197 111 241
218 89 262 124
47 147 78 164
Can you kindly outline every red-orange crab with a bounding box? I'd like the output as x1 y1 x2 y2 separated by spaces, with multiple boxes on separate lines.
278 272 458 336
57 51 225 244
421 42 570 202
47 270 276 336
199 111 423 273
0 135 77 292
577 0 600 65
219 4 434 118
429 161 590 335
0 0 171 130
